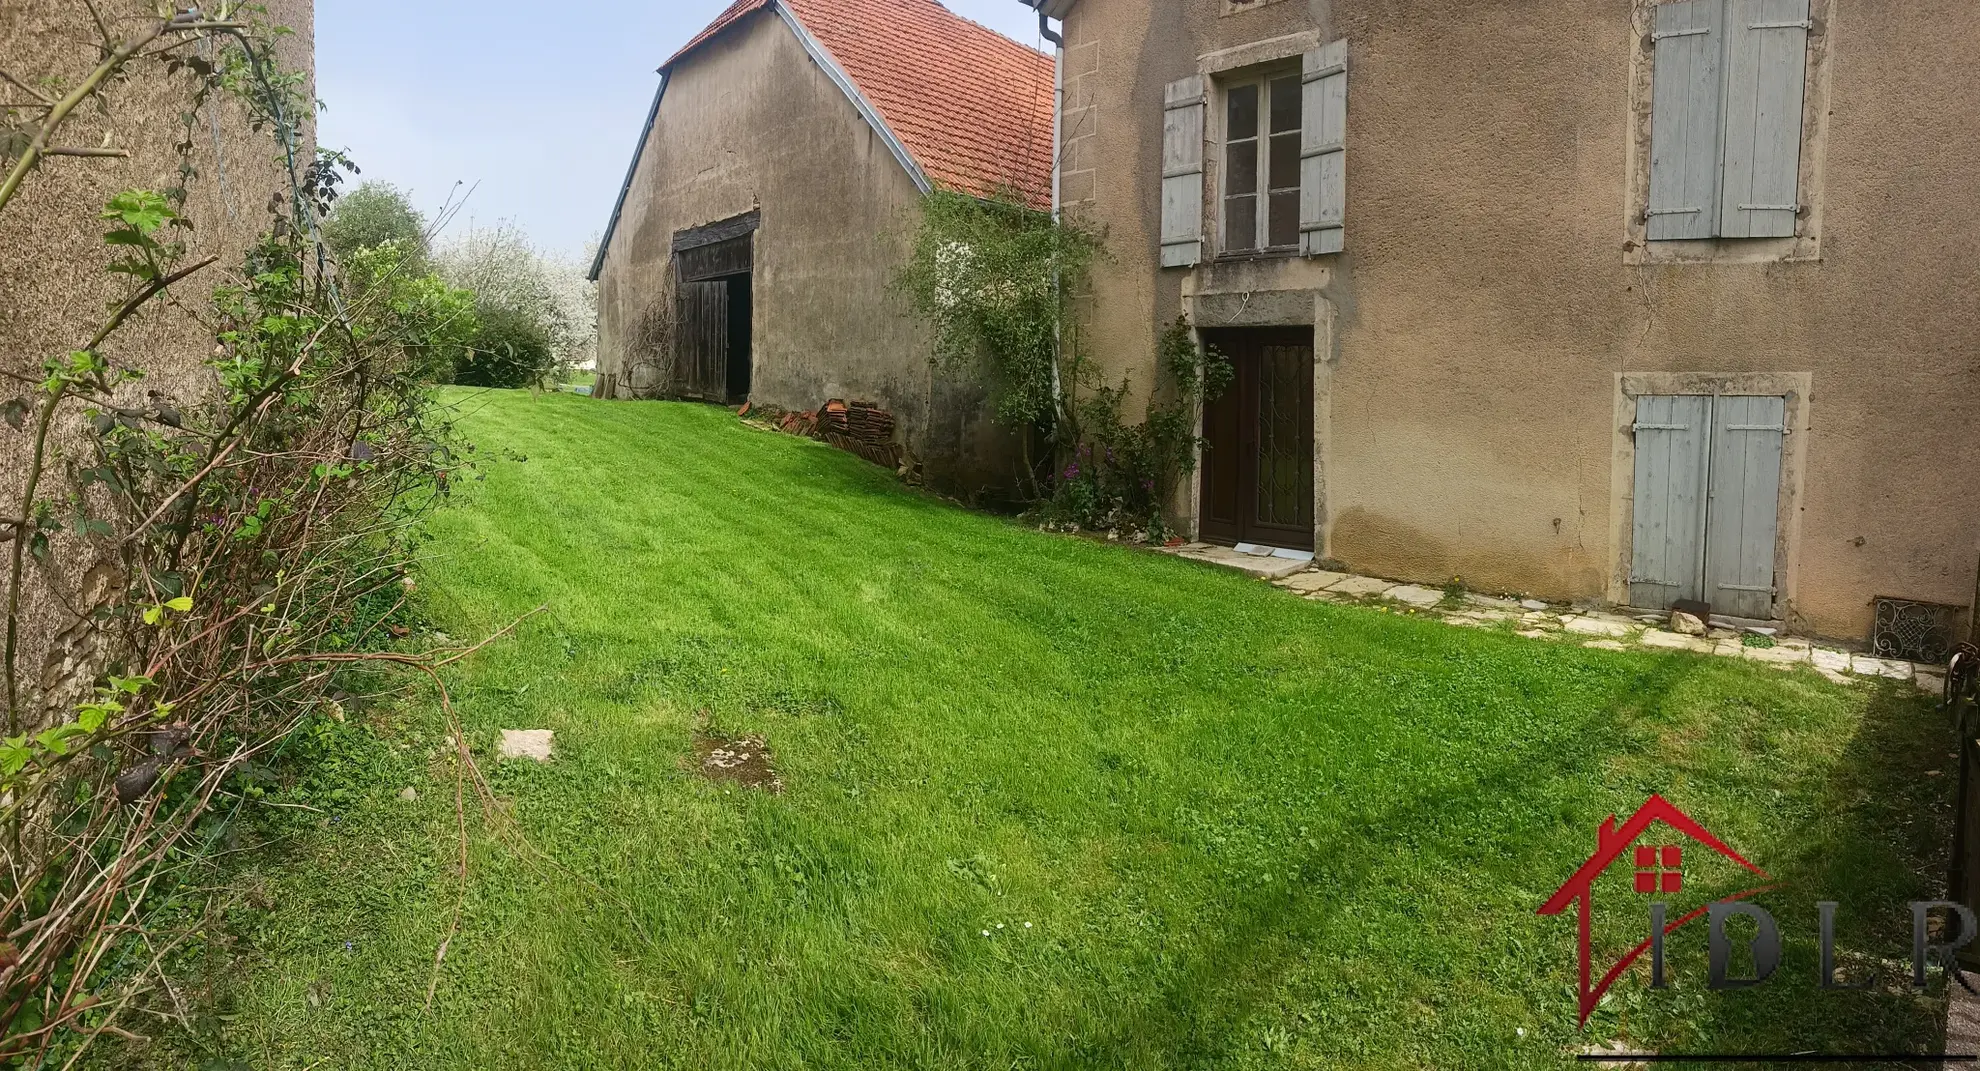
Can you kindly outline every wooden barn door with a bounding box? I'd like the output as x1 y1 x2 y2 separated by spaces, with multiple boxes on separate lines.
675 279 728 402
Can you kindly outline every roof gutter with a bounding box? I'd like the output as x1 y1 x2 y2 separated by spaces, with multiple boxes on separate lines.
588 72 667 282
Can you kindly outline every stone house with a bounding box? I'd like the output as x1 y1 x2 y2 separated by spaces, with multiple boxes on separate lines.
1020 0 1980 641
0 1 314 702
588 0 1055 498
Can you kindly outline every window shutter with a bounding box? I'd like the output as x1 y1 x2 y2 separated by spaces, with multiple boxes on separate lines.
1299 40 1347 256
1161 76 1206 268
1647 0 1725 241
1718 0 1810 238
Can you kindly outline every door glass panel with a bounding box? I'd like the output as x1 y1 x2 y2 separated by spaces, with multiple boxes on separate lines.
1255 344 1313 529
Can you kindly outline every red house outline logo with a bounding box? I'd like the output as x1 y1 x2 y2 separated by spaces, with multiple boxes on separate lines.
1537 794 1778 1025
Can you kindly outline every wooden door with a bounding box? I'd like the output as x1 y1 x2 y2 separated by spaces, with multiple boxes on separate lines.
1629 395 1714 608
1629 394 1786 618
1199 328 1315 551
675 279 727 401
1702 395 1786 619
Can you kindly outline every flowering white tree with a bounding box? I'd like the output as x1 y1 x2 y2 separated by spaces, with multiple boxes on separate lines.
433 223 598 370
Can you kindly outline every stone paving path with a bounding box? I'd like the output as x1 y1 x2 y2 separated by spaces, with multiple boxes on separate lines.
1162 543 1944 695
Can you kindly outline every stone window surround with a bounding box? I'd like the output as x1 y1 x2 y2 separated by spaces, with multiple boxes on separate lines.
1198 32 1319 263
1178 273 1338 556
1622 0 1837 266
1603 371 1813 625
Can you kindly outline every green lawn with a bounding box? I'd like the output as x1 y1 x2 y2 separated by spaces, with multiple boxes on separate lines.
152 390 1956 1069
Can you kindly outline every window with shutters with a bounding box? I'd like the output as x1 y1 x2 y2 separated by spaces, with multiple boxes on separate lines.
1221 73 1303 255
1637 0 1826 254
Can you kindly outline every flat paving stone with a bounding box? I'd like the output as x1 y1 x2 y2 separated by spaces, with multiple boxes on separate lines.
1811 648 1851 673
1175 545 1311 580
1384 584 1445 608
1329 575 1398 597
1520 599 1549 611
1917 671 1946 696
1278 570 1350 593
1851 655 1914 680
1563 617 1633 638
499 729 555 762
1640 630 1712 653
1465 593 1523 610
1743 644 1809 665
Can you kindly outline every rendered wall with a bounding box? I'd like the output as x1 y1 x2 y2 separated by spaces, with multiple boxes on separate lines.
0 0 315 705
1058 0 1980 640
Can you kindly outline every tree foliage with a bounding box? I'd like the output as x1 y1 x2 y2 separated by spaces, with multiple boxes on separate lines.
434 223 596 373
455 302 554 388
321 181 429 271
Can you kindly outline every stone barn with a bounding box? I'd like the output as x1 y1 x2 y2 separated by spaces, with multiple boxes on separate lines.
588 0 1055 499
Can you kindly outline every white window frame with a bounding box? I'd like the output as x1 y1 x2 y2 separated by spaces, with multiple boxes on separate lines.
1218 69 1303 257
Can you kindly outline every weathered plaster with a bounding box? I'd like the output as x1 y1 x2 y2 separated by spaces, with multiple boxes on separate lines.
1057 0 1980 639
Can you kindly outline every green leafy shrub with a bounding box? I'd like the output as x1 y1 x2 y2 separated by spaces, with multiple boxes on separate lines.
1037 317 1231 539
455 302 555 388
898 190 1231 536
322 181 430 272
339 240 479 383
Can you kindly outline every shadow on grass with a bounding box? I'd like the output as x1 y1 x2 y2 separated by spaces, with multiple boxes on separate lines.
1002 652 1718 1069
1663 683 1959 1063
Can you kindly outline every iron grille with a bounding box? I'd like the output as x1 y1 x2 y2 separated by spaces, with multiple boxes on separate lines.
1872 597 1964 665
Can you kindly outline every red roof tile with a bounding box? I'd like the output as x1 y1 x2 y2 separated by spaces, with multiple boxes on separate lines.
664 0 1055 210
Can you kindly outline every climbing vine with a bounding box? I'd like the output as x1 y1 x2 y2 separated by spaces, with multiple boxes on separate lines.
898 189 1229 538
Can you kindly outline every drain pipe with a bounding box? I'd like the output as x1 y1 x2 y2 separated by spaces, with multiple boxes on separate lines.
1042 4 1065 435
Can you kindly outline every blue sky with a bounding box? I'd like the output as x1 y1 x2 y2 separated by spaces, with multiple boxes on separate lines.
316 0 1048 257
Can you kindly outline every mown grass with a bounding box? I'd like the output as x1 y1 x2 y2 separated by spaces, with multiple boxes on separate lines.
143 390 1956 1069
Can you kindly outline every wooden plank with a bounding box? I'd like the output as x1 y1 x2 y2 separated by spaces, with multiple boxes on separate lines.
1703 395 1786 619
1647 0 1725 241
1631 395 1713 608
675 279 728 401
1161 75 1206 267
1719 0 1809 238
1300 40 1348 256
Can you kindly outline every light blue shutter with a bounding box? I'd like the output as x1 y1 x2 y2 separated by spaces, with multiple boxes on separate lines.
1630 396 1714 608
1719 0 1810 239
1647 0 1725 241
1299 40 1347 256
1702 396 1786 619
1161 76 1206 268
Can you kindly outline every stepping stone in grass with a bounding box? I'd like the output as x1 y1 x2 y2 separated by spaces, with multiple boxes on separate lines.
499 729 556 762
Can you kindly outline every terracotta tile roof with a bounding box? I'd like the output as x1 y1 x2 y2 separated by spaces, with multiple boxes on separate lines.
663 0 1056 210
